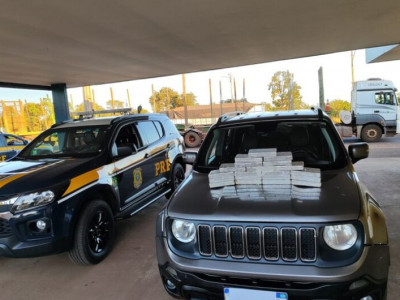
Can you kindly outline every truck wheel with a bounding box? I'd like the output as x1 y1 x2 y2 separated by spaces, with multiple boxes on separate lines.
184 131 201 148
361 124 382 142
166 163 185 199
69 200 115 265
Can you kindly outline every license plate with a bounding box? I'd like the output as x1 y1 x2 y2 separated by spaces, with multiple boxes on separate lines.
224 287 288 300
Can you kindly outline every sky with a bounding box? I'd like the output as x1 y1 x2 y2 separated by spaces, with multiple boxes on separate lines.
1 49 400 112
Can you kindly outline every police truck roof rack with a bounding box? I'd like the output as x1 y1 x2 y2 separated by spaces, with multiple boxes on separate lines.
217 111 245 124
72 108 132 120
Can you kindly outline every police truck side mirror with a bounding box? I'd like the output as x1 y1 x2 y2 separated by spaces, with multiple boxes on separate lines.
348 142 369 164
183 152 197 165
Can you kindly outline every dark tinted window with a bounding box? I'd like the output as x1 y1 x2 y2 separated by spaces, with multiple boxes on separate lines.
19 126 108 158
136 121 160 145
154 121 164 137
195 120 347 172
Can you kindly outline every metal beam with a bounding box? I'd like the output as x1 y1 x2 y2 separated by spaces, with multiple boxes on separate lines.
51 83 70 122
0 82 51 91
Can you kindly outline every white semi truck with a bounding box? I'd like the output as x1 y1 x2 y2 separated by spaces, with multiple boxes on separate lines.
337 78 400 142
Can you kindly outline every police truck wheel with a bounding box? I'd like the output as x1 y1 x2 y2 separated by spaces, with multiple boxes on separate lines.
69 200 115 265
184 131 201 148
361 124 382 142
166 163 185 199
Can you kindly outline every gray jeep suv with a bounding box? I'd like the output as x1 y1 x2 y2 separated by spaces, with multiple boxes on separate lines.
156 109 389 300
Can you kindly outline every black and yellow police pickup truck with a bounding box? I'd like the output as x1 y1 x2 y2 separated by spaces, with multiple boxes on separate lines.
0 113 185 264
0 133 29 161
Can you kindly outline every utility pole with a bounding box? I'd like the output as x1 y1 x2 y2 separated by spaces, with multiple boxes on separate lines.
110 87 115 109
69 94 74 110
318 67 325 110
228 73 234 104
92 89 96 105
351 51 356 87
126 89 131 108
209 79 213 122
83 86 93 111
288 74 294 111
219 80 223 116
182 74 188 126
233 77 237 111
166 88 170 117
242 78 246 111
151 84 156 112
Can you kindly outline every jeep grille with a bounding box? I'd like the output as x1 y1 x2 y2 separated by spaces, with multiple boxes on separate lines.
197 224 317 263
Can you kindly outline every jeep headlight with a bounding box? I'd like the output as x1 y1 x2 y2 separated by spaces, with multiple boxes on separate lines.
171 219 196 243
11 191 55 213
323 224 357 250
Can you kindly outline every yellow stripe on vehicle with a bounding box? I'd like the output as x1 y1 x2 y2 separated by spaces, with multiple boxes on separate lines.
62 169 100 197
0 146 25 151
0 174 27 188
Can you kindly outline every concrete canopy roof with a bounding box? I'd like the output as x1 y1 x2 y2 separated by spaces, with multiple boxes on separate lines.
1 0 400 88
366 45 400 63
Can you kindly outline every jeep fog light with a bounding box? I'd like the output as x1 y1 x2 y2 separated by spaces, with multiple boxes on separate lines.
323 224 357 250
11 191 55 213
171 219 196 243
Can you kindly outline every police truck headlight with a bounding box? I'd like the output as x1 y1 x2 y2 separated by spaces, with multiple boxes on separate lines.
323 224 357 250
171 219 196 243
11 191 55 213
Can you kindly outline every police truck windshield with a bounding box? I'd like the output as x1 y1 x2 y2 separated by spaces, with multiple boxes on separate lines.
19 126 109 158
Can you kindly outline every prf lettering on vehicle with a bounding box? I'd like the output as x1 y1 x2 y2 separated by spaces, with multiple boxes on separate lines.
155 158 171 176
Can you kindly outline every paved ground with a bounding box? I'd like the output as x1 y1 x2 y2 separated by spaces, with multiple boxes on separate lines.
0 135 399 300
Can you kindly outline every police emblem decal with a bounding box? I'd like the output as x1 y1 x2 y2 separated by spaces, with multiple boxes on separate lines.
133 167 143 189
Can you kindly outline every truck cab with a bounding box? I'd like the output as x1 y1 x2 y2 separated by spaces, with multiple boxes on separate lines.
351 78 399 142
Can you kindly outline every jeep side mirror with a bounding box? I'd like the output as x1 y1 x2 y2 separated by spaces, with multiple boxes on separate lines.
183 151 197 165
348 142 369 163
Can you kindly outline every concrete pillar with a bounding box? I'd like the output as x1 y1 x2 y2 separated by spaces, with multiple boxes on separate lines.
51 83 70 122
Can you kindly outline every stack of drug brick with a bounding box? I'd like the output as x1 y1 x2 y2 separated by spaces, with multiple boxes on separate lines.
208 163 237 198
208 148 322 200
248 149 301 200
291 167 321 200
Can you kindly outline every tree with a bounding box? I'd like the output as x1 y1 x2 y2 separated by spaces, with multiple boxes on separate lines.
149 87 197 112
178 92 197 108
74 102 105 112
106 100 125 109
268 71 309 110
328 99 351 117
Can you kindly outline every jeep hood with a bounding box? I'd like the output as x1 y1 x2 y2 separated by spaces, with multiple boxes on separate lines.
0 157 99 197
167 169 361 223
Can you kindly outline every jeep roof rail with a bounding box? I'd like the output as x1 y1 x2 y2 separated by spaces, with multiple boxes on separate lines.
217 111 245 124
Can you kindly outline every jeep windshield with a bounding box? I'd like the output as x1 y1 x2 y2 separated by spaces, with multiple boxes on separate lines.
18 126 109 159
195 120 347 172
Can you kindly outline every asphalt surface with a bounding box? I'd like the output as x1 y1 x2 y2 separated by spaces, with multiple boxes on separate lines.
0 135 399 300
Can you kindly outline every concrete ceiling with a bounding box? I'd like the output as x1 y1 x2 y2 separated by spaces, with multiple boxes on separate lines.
1 0 400 88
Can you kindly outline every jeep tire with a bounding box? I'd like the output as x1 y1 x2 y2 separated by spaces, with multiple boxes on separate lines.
69 200 115 265
361 124 382 142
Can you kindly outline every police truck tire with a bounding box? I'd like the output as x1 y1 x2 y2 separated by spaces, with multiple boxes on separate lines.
69 200 115 265
166 163 185 199
184 131 201 148
361 124 382 143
